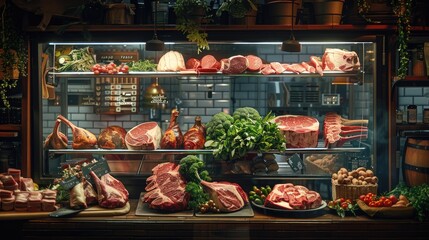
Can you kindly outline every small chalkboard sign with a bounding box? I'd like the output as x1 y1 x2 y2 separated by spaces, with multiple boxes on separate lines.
82 158 111 181
287 153 303 172
60 175 80 191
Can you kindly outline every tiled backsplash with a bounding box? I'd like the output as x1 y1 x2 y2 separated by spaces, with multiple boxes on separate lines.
397 87 429 122
42 43 375 139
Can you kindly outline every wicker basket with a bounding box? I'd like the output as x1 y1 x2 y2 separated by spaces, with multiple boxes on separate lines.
331 179 378 201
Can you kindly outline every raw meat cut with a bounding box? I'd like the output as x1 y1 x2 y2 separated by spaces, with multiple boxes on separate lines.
184 116 206 150
309 56 324 76
186 58 201 69
301 61 316 73
323 112 368 147
57 115 97 149
98 125 127 149
273 115 320 148
200 180 248 212
222 55 249 74
283 63 306 74
246 55 263 71
142 162 189 212
201 55 218 69
270 62 285 74
161 108 184 149
125 122 162 150
264 183 322 210
261 64 276 75
157 51 186 71
90 171 129 209
44 119 68 149
322 48 361 71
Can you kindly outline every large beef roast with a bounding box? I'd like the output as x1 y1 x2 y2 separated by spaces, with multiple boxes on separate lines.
98 126 127 149
264 183 322 210
322 48 361 72
125 122 162 150
273 115 319 148
200 180 248 212
142 162 189 212
90 171 129 209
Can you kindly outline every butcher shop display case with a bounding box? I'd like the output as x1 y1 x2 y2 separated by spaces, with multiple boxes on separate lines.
31 38 387 200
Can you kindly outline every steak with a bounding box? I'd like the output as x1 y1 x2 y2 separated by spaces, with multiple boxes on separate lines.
322 48 361 71
90 171 129 209
200 180 248 212
246 55 263 71
272 115 319 148
201 55 218 69
142 162 189 212
222 55 248 74
125 122 162 150
264 183 322 210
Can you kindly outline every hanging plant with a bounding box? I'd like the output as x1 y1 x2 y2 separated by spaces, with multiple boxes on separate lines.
357 0 374 23
174 0 212 54
0 0 28 108
392 0 412 79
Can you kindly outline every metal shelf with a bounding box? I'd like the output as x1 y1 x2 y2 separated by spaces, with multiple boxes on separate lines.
48 147 366 155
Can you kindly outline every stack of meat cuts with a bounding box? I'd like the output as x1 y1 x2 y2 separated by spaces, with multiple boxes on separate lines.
142 162 189 212
264 183 322 210
324 112 368 148
272 115 320 148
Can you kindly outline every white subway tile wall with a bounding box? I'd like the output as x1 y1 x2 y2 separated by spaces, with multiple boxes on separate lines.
398 86 429 122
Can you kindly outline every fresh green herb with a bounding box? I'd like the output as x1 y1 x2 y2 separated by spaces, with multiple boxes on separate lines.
205 109 286 161
179 155 212 211
387 183 429 222
57 47 95 72
128 59 157 71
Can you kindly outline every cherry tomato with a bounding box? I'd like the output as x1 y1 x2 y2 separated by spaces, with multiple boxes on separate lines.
379 196 386 202
341 202 349 209
368 201 376 207
364 197 371 205
93 70 100 75
359 195 366 201
388 195 398 204
383 199 393 207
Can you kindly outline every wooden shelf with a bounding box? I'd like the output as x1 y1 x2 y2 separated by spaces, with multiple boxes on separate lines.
396 123 429 132
0 124 21 131
392 76 429 87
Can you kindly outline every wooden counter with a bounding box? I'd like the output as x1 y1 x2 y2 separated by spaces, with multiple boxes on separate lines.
1 199 427 240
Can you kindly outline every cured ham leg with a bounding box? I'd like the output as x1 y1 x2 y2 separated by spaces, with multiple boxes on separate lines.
57 115 97 149
44 119 68 149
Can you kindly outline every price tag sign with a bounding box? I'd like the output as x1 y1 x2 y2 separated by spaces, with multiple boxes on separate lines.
287 153 303 172
60 175 80 190
82 158 111 182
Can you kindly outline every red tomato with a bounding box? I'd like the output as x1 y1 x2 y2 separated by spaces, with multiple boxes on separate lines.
341 202 349 209
335 198 345 204
388 195 398 204
374 201 382 207
93 70 100 75
364 197 371 205
359 195 366 201
368 201 376 207
379 196 386 202
383 199 393 207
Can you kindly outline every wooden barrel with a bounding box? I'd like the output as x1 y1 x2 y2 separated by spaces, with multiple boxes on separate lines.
403 137 429 187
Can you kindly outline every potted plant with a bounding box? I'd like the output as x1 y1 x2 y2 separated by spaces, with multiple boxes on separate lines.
391 0 412 80
174 0 212 54
216 0 258 24
0 0 28 108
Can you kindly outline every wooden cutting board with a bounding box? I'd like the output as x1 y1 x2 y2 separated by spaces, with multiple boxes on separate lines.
0 202 130 220
135 192 194 217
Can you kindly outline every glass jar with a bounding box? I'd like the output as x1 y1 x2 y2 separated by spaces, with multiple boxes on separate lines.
423 107 429 124
396 109 403 124
407 105 417 124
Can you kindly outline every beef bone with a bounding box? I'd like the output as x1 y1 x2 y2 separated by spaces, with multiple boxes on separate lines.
324 112 368 148
57 115 97 149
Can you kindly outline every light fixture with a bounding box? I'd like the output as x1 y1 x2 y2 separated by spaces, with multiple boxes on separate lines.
146 0 165 51
281 0 301 52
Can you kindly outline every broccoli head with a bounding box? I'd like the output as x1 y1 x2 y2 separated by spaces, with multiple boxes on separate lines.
233 107 261 122
205 112 234 141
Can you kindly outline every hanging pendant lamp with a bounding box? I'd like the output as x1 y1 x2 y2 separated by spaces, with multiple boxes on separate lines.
281 0 301 52
146 0 165 51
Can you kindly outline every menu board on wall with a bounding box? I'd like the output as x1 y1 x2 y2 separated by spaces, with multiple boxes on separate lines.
95 77 139 114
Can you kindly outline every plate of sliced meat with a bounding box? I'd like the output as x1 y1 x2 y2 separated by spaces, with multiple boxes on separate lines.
250 183 327 218
251 200 327 218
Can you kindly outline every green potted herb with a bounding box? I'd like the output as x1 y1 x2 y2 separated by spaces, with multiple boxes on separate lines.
216 0 258 24
0 0 27 108
392 0 412 80
174 0 211 53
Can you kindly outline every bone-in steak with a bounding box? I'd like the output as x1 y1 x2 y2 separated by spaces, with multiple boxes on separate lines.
125 122 162 150
142 162 189 212
200 180 248 212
